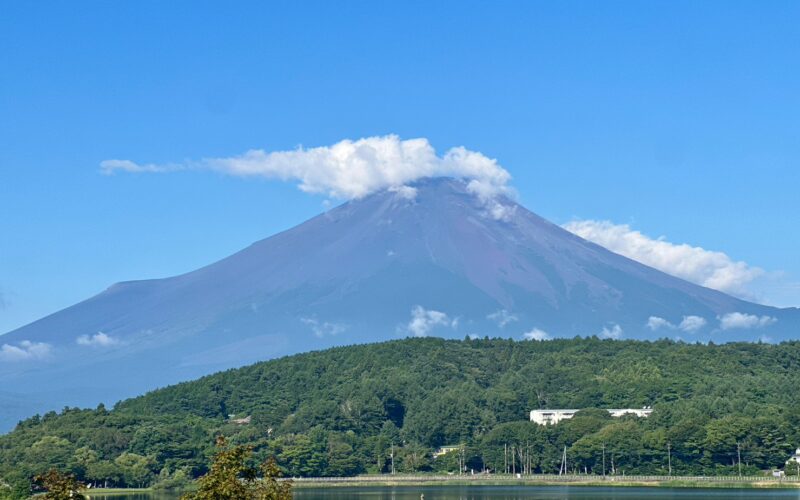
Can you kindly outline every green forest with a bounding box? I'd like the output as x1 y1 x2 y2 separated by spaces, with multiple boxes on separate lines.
4 336 800 498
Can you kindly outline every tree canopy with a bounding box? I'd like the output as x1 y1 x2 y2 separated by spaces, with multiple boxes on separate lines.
3 336 800 498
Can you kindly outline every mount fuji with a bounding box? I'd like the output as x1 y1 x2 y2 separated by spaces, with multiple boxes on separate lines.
1 177 797 431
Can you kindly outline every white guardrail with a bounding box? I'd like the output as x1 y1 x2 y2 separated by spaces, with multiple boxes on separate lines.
291 474 800 483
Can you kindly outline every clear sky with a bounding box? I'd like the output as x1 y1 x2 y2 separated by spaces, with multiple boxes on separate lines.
1 1 799 334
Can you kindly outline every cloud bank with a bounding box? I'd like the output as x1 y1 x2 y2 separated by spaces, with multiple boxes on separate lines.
564 220 764 299
600 324 623 339
76 332 119 347
487 309 518 328
522 328 551 341
301 318 347 338
404 305 457 337
0 340 52 362
101 135 511 201
646 315 707 333
718 312 777 330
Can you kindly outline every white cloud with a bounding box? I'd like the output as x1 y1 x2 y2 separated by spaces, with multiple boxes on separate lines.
388 185 418 201
563 220 764 299
99 159 178 174
646 315 707 333
76 332 119 347
300 318 347 338
718 312 777 330
679 315 707 333
646 316 673 331
522 328 551 341
600 324 623 339
101 135 512 202
0 340 53 361
487 309 518 328
405 305 456 337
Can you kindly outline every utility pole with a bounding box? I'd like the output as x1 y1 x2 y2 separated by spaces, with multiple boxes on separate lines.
390 443 395 475
737 442 742 477
504 443 508 474
602 442 606 478
667 442 672 476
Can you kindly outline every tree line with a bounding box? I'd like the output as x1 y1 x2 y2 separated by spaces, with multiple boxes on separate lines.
3 336 800 498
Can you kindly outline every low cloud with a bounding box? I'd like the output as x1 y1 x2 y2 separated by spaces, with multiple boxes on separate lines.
0 340 53 361
522 328 551 341
300 318 347 338
563 220 764 300
718 312 777 330
600 324 623 339
646 316 673 331
679 315 707 333
487 309 518 328
101 135 511 203
646 315 707 333
404 305 456 337
76 332 119 347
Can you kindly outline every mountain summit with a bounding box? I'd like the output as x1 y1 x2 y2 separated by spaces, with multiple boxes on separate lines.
1 177 797 430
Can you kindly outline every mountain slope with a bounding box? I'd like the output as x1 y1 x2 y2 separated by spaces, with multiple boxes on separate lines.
4 337 800 493
1 177 797 431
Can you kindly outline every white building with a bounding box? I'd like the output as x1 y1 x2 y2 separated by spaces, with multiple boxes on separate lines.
433 445 462 458
530 408 653 425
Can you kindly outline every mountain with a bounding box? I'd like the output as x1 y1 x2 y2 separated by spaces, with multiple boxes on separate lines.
0 177 797 431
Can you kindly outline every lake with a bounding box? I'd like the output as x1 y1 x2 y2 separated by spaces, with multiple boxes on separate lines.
84 485 800 499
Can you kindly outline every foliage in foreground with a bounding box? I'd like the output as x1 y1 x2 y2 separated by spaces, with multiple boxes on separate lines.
3 337 800 498
33 469 85 500
182 436 291 500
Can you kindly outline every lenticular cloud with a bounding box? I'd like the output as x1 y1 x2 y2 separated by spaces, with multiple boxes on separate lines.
101 135 511 200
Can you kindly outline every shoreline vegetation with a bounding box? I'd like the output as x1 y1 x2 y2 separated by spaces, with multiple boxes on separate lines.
79 473 800 496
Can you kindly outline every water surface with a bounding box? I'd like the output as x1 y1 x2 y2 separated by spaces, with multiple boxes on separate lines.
86 485 800 499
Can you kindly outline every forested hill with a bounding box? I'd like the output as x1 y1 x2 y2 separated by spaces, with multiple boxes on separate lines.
4 337 800 496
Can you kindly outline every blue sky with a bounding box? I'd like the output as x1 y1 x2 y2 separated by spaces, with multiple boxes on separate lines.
1 1 799 334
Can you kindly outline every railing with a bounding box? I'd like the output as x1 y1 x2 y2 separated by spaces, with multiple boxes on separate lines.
291 473 800 483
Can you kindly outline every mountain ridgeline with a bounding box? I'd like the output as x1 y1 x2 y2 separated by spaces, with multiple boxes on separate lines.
1 177 798 431
3 337 800 496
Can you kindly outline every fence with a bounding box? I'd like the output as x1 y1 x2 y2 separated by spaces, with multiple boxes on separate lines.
291 473 800 484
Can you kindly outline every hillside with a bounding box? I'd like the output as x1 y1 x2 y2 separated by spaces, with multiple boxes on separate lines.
2 177 798 432
3 337 800 496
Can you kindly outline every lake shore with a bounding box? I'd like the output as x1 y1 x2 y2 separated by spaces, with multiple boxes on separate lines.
78 474 800 497
291 474 800 490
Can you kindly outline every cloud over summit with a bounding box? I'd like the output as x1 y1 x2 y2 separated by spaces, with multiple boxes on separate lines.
101 135 511 201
